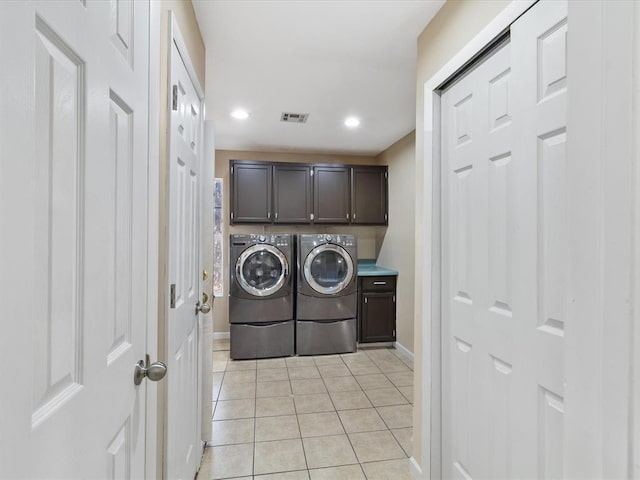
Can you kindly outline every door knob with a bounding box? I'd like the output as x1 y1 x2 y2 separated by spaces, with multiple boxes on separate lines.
134 356 167 385
196 301 211 314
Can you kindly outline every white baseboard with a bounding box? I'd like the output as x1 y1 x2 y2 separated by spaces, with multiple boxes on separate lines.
394 341 415 360
410 456 423 479
213 332 230 340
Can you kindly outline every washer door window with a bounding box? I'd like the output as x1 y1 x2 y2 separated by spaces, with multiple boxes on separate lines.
236 244 289 297
304 244 354 295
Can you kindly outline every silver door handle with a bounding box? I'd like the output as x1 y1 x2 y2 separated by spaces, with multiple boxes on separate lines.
134 356 167 385
196 301 211 314
373 281 386 285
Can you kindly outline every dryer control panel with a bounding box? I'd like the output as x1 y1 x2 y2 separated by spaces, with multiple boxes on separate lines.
320 234 355 248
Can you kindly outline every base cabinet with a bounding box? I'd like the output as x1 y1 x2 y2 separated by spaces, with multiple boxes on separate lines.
358 276 396 343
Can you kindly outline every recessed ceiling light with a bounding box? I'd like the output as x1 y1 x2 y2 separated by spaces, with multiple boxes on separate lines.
231 109 250 120
344 117 360 128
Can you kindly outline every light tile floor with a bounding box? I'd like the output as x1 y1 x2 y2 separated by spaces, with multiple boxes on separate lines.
197 340 414 480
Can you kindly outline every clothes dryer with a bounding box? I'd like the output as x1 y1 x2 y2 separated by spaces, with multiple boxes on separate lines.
229 233 294 359
296 234 357 355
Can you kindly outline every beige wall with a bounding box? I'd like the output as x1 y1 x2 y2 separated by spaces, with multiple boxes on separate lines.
161 1 206 88
213 150 387 333
375 131 416 353
412 0 510 469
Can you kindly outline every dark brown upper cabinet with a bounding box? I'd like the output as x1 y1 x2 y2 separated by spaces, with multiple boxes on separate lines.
312 166 350 224
351 166 388 225
230 161 272 223
230 160 388 225
273 164 312 223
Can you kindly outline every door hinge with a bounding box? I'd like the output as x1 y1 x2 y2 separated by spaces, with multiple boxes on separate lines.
310 213 314 221
172 85 178 111
170 284 176 308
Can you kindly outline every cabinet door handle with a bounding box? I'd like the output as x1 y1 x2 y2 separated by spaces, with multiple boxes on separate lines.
268 212 271 219
275 212 278 220
346 213 350 221
364 297 368 304
353 213 356 221
373 281 386 285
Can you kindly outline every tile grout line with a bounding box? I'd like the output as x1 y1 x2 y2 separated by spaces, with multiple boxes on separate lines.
324 355 368 469
290 361 310 476
252 357 258 478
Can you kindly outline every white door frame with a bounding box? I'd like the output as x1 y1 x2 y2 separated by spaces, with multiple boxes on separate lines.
418 1 639 478
634 5 640 473
161 10 206 478
146 1 161 478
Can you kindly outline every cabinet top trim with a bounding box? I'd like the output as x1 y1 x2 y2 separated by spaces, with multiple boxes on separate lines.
229 159 388 170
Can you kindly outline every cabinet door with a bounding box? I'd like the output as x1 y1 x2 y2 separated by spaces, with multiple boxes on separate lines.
351 166 388 225
273 164 312 223
313 166 349 223
360 292 396 343
231 162 272 223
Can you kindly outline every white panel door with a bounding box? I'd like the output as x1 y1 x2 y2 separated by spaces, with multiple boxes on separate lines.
167 37 203 480
0 1 153 478
441 1 567 479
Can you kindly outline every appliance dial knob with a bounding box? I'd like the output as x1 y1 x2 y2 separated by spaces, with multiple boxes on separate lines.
258 235 267 243
325 234 332 242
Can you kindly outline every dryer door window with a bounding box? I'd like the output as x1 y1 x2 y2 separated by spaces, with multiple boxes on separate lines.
304 244 354 295
236 244 289 297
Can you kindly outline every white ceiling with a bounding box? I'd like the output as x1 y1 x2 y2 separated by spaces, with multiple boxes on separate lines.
192 0 444 156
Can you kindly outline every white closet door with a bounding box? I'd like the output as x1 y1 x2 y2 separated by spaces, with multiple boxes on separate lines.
441 1 567 478
166 37 203 480
0 1 152 478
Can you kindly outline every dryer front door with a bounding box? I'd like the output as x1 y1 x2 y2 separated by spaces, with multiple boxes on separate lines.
303 244 355 295
236 244 289 297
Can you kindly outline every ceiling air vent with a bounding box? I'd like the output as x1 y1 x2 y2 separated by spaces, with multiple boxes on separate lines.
280 112 309 123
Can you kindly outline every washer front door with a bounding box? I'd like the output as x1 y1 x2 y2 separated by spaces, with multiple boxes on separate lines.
236 244 289 297
304 244 355 295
